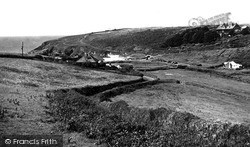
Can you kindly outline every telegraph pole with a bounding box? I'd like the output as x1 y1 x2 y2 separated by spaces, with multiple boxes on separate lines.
21 42 24 56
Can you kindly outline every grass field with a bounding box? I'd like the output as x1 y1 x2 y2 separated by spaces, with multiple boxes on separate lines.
1 57 250 146
1 25 250 146
46 66 250 146
0 58 141 145
111 68 250 124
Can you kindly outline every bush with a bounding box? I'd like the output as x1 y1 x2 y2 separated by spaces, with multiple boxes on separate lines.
64 48 74 56
191 31 205 43
0 105 7 119
241 27 250 35
163 33 183 47
46 90 250 147
204 30 220 43
162 26 211 47
119 64 134 72
182 31 195 43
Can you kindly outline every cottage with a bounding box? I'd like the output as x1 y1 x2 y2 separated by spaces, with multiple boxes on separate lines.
216 23 241 37
76 53 96 63
76 56 89 63
103 53 126 62
54 56 62 62
224 61 242 70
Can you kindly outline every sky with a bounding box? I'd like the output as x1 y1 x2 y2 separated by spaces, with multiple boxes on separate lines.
0 0 249 36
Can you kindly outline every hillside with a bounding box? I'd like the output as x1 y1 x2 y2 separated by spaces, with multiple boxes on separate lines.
0 36 61 53
29 27 185 56
30 26 250 67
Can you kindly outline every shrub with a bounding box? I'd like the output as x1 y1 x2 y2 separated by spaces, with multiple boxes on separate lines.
0 106 6 119
204 30 220 43
241 27 250 35
182 31 195 43
64 48 74 56
163 26 211 47
119 64 134 72
163 33 183 47
46 90 250 147
191 31 205 43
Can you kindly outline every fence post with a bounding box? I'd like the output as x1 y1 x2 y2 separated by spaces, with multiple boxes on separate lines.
21 42 24 56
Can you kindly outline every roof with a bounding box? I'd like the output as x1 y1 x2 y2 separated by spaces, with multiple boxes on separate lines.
76 55 96 63
76 56 88 62
224 61 242 65
90 54 104 61
241 26 250 30
224 61 235 64
217 23 240 30
103 54 126 62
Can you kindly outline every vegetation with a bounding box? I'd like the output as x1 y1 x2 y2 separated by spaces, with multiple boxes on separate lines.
203 30 220 43
162 26 220 47
90 28 181 50
28 26 250 68
240 27 250 35
162 33 183 47
0 105 7 119
46 88 250 146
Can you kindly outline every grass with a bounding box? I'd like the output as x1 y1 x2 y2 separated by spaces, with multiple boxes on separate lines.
0 66 30 74
97 79 180 102
185 65 250 84
21 82 39 87
90 28 182 51
45 88 250 146
0 58 142 136
1 53 250 146
31 27 183 58
0 105 7 120
35 64 58 71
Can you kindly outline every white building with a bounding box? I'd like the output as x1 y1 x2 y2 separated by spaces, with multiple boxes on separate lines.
224 61 242 70
103 53 126 62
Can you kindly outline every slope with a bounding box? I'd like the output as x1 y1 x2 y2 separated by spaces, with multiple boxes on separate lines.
29 26 250 67
29 27 184 56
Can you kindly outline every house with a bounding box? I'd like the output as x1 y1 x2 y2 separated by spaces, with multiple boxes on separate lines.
103 53 126 62
76 56 88 63
216 23 241 37
54 56 62 62
76 54 96 63
224 61 242 70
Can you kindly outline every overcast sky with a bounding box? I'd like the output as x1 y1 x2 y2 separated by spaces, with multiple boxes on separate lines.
0 0 249 36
